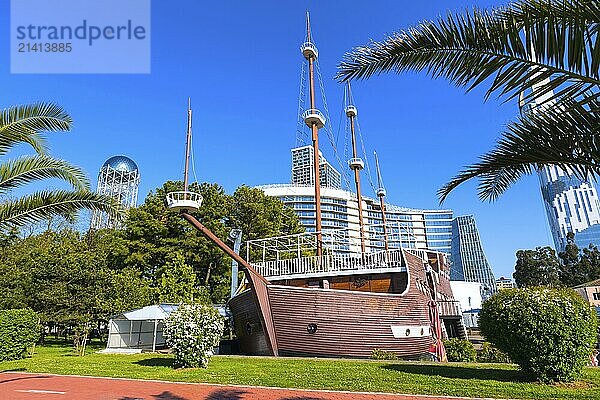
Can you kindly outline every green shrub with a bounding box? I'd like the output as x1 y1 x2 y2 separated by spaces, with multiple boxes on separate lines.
477 342 511 363
0 309 41 361
163 304 224 368
479 287 597 383
443 338 476 362
370 348 398 360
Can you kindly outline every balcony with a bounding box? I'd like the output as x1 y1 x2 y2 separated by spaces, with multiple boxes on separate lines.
348 157 364 170
300 41 319 60
302 108 326 129
345 105 357 117
165 191 203 212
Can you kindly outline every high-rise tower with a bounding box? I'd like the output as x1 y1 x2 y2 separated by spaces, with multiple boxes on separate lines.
524 75 600 251
90 155 140 229
291 145 341 189
450 215 496 297
539 167 600 250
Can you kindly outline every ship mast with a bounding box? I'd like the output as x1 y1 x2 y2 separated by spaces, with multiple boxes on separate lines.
183 98 193 193
345 83 366 253
301 11 326 257
374 150 389 251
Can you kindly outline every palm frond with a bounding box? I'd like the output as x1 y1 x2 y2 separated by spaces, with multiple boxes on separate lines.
0 155 89 193
0 190 124 229
337 1 600 107
438 97 600 202
0 102 73 155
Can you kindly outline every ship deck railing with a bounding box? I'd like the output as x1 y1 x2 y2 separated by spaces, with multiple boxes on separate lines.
252 248 406 280
245 226 421 263
437 300 463 317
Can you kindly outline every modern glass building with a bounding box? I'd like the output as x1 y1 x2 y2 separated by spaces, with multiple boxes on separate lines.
527 78 600 252
258 137 455 253
451 215 496 296
291 145 342 189
539 166 600 251
259 184 453 255
259 147 497 275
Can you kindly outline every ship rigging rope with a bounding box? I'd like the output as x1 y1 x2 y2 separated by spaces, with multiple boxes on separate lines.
355 118 376 194
336 92 349 190
315 58 350 189
296 60 309 147
342 86 376 195
189 128 199 186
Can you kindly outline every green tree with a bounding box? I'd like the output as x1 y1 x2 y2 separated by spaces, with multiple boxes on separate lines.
558 232 580 285
0 103 121 229
157 252 208 304
0 309 41 361
120 181 230 302
513 247 561 288
120 181 304 303
557 232 600 287
0 228 152 350
563 244 600 287
576 245 600 282
338 0 600 202
230 185 305 262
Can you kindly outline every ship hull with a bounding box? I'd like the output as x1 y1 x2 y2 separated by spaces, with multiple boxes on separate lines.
229 284 434 358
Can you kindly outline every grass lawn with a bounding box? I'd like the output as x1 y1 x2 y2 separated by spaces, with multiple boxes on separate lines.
1 342 599 399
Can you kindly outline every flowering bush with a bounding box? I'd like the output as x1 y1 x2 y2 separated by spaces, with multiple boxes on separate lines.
479 287 597 382
163 304 224 368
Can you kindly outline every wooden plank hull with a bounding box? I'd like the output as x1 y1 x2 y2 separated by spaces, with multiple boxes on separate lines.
230 251 444 358
229 250 460 358
230 285 433 358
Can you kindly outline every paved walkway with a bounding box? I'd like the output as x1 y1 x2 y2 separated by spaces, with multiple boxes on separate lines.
0 372 498 400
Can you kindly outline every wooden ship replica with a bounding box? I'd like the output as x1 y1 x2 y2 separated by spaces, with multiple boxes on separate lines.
166 14 465 359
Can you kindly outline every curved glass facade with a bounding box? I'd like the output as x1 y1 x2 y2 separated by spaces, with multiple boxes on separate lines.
260 184 453 255
539 165 600 251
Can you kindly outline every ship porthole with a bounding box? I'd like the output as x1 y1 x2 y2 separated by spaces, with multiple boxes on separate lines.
405 328 411 336
245 322 252 335
420 328 424 336
307 323 317 334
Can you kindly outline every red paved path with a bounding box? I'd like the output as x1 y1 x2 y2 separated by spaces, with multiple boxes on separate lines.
0 372 495 400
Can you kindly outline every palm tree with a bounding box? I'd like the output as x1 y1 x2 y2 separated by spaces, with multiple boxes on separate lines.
0 102 122 229
337 0 600 202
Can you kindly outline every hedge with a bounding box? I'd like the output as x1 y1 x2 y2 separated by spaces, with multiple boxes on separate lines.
479 287 597 382
0 308 41 361
477 342 511 363
443 338 476 362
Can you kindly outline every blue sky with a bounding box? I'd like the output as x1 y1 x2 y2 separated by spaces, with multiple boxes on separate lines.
0 0 555 278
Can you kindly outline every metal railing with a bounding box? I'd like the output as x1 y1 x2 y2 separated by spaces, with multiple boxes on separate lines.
345 105 357 116
165 191 203 209
437 300 462 317
348 157 364 169
300 41 319 58
252 248 405 279
302 108 326 122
